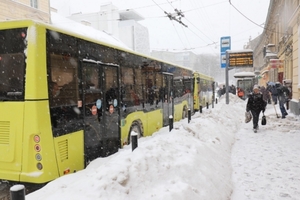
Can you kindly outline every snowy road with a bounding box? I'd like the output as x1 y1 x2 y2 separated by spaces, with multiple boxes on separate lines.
231 105 300 200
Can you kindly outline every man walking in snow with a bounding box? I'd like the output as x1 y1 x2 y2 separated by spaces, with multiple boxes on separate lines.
246 85 267 132
275 82 290 118
267 82 278 104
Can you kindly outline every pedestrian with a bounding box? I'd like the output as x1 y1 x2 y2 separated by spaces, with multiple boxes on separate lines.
267 82 278 104
231 84 236 95
246 85 267 132
221 85 226 96
237 87 245 99
275 82 290 118
217 88 222 98
260 86 270 103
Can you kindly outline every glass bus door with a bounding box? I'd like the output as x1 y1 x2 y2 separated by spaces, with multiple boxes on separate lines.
81 60 120 163
162 73 174 126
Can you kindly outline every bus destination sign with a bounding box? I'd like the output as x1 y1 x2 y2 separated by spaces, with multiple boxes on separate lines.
228 50 253 68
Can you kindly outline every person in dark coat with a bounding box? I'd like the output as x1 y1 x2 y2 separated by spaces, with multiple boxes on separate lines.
237 87 245 99
267 82 278 104
275 82 290 118
260 86 270 103
246 85 267 131
230 85 236 95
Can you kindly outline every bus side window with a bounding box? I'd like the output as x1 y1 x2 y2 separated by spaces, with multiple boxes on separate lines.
49 54 79 107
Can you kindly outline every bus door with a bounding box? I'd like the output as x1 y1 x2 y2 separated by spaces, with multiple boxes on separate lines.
81 60 120 163
162 73 174 126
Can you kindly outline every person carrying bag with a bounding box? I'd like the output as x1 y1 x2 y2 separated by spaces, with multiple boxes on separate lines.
261 112 266 125
246 85 267 133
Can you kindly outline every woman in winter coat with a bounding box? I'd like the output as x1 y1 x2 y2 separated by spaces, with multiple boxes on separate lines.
246 85 267 131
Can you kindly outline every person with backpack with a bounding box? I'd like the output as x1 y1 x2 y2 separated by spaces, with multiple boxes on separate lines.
260 85 270 103
237 87 245 99
267 82 278 104
246 85 267 132
275 82 290 118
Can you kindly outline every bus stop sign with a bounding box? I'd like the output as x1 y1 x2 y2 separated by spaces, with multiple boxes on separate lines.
220 36 231 68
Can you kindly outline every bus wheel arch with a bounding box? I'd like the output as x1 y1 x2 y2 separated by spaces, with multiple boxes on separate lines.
127 120 143 145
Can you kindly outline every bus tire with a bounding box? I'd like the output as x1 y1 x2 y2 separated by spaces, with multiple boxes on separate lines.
128 121 142 145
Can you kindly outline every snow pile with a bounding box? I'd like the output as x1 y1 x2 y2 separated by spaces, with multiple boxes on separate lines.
27 94 245 200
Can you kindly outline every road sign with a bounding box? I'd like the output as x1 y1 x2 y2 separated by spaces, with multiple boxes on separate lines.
221 52 226 68
220 36 231 53
220 36 231 68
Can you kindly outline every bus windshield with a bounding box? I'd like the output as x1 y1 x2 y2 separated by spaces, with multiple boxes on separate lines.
0 28 27 100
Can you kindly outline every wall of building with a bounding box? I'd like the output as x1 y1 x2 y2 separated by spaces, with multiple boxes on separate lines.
68 4 120 39
0 0 50 23
290 18 300 115
67 4 150 55
254 0 300 115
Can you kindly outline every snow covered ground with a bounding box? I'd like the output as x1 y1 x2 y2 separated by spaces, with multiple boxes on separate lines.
26 94 300 200
231 100 300 199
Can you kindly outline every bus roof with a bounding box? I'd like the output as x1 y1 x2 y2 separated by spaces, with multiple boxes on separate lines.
0 15 193 73
51 12 194 72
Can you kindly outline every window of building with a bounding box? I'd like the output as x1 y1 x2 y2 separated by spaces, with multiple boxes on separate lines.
30 0 38 9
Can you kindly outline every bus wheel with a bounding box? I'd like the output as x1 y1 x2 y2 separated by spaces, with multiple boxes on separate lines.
128 121 142 144
182 106 188 119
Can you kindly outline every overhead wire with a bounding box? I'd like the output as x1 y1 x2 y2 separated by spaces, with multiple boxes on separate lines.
171 21 186 48
150 0 221 52
151 0 190 51
166 0 192 49
229 1 286 35
166 0 219 50
229 1 264 29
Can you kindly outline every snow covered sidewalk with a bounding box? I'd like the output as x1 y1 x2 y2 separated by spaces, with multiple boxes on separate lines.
231 103 300 200
25 94 300 200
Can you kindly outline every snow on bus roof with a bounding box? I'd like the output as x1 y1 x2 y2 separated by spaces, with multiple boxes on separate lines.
233 71 255 78
50 12 193 71
50 12 130 50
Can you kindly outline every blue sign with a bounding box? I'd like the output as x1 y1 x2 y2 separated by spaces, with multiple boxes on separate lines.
220 36 231 68
221 52 227 68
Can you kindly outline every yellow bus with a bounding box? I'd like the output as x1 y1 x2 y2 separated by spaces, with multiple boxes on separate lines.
0 19 214 192
193 72 215 111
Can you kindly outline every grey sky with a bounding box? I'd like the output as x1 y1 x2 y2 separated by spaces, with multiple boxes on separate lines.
50 0 269 55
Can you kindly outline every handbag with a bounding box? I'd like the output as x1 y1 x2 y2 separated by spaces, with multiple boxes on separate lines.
245 111 252 123
261 114 266 125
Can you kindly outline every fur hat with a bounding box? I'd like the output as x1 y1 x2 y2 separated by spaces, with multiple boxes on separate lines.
253 85 259 90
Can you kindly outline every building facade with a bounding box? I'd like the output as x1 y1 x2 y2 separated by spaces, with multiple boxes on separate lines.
254 0 300 115
67 4 150 55
0 0 50 23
